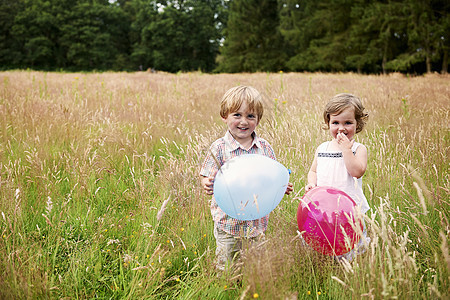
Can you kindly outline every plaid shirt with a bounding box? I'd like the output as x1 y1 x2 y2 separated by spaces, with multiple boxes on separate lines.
200 130 277 237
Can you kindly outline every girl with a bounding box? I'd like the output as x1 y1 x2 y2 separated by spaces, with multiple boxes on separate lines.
305 93 370 261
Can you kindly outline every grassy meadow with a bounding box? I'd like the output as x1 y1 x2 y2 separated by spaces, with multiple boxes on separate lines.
0 70 448 299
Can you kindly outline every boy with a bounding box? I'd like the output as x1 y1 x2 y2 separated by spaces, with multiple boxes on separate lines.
200 85 293 271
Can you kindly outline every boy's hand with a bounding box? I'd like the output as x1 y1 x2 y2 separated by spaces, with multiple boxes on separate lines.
285 182 294 195
201 175 215 195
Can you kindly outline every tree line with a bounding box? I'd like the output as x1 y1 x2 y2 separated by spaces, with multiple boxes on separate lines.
0 0 448 74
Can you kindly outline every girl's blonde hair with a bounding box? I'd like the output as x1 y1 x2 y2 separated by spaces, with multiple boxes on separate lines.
220 86 264 121
323 93 369 133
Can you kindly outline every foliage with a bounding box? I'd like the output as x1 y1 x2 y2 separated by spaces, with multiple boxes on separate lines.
0 0 224 72
215 0 287 73
0 0 448 73
136 0 223 72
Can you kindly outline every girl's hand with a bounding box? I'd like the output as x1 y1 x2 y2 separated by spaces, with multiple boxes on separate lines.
285 182 294 195
336 132 354 151
337 133 368 178
201 175 215 195
305 183 316 192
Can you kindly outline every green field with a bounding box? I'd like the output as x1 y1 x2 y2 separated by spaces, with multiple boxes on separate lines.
0 71 448 299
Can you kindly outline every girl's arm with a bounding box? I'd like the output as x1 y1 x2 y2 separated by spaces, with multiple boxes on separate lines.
305 152 318 192
337 133 367 178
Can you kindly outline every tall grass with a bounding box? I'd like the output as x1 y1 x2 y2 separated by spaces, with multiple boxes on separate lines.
0 70 448 299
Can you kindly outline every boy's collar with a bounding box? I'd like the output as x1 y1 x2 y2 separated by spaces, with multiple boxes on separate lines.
224 130 262 151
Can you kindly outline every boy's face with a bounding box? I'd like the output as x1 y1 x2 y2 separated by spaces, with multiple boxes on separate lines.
222 101 259 146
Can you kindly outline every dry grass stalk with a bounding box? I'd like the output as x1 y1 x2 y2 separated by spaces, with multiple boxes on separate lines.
440 231 450 276
156 195 171 221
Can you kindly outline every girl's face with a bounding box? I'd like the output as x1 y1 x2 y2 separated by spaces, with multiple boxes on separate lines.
329 107 357 140
222 101 259 146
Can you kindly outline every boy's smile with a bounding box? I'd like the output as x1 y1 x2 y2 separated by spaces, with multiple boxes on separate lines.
222 101 259 148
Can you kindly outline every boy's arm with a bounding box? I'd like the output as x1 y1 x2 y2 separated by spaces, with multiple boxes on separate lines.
285 182 293 195
200 144 221 195
200 175 215 195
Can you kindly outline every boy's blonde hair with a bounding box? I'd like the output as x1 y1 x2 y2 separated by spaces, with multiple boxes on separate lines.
323 93 369 133
220 86 264 121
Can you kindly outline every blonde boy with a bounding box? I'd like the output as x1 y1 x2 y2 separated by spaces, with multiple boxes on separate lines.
200 85 292 271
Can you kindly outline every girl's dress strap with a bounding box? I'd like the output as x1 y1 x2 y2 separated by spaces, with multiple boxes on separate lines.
351 141 360 153
318 141 330 152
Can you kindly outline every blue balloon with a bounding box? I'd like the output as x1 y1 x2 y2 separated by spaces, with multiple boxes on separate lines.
213 154 290 221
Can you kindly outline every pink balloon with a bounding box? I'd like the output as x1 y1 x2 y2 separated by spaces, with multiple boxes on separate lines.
297 186 363 256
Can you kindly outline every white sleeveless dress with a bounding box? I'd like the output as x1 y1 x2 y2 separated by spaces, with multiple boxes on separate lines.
313 141 371 261
316 141 370 214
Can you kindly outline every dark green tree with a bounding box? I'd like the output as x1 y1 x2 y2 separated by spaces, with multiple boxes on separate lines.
130 0 224 72
384 0 449 73
344 0 386 73
0 0 447 73
10 0 62 69
216 0 287 73
0 0 24 68
344 0 409 74
126 0 158 70
280 0 362 72
59 1 130 70
439 4 450 73
5 0 131 71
